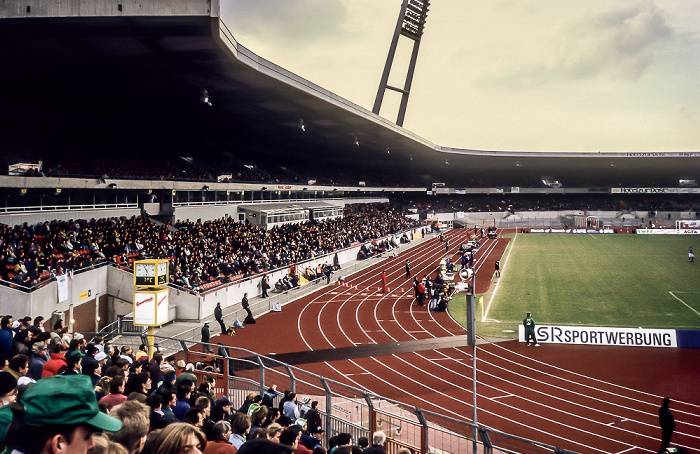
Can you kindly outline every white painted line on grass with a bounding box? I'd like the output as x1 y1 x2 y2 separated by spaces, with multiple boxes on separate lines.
589 234 598 240
669 291 700 318
483 234 518 322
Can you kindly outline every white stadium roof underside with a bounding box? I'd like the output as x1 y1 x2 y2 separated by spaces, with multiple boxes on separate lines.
0 0 698 188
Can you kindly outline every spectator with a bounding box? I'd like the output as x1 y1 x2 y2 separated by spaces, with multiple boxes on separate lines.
279 426 312 454
265 423 284 444
211 396 232 424
140 422 207 454
107 400 150 454
282 393 299 422
3 354 30 381
228 412 250 449
146 394 169 431
41 344 68 378
28 342 49 381
100 376 128 411
362 431 386 454
4 375 122 454
202 421 236 454
0 371 17 407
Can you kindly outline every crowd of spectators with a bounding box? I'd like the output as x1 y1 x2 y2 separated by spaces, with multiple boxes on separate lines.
0 203 420 291
0 315 405 454
8 151 395 187
400 194 700 214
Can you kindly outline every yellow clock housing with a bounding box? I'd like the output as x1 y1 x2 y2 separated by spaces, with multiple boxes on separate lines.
133 259 169 288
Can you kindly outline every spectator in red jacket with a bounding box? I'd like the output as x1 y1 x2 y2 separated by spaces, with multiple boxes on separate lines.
41 344 68 378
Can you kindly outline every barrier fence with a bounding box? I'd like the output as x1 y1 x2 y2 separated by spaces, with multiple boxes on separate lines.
99 333 579 454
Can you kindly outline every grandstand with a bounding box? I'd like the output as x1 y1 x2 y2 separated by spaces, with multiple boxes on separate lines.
0 1 699 454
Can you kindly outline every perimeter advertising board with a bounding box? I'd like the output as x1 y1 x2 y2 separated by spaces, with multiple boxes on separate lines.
518 325 677 347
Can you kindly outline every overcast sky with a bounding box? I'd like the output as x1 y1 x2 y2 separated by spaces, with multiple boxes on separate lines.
220 1 699 152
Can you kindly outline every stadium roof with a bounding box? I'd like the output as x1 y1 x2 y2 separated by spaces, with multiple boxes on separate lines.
1 0 699 188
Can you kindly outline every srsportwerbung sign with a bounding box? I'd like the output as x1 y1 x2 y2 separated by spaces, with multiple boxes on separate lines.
518 325 677 347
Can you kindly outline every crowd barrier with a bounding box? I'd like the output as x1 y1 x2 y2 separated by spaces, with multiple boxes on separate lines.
100 333 579 454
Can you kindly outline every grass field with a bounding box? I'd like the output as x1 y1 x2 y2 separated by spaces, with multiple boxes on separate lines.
449 234 700 339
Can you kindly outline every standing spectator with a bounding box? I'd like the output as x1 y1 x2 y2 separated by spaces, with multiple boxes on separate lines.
0 372 17 407
214 303 226 335
380 271 387 293
211 396 232 423
282 393 299 422
362 430 386 453
147 394 169 431
100 376 128 411
304 401 322 435
28 342 49 381
41 344 68 378
405 260 410 279
523 312 540 347
228 412 250 449
495 260 501 277
689 246 694 263
445 239 449 253
203 421 236 454
0 316 14 365
201 322 212 353
416 279 426 307
4 375 122 454
242 293 255 324
658 397 675 453
261 274 270 298
142 423 207 454
3 354 30 381
107 400 150 454
279 426 311 454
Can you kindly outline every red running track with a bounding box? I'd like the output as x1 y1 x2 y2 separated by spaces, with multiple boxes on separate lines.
218 229 700 454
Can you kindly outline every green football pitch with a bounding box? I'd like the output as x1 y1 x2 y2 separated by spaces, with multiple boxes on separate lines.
449 234 700 339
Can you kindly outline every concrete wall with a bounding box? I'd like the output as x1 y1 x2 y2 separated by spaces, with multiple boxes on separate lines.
0 0 216 18
0 207 141 227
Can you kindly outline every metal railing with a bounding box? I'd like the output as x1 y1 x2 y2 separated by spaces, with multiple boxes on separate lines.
101 332 578 454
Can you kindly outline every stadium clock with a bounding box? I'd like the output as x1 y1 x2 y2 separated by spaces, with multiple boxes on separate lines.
133 259 169 288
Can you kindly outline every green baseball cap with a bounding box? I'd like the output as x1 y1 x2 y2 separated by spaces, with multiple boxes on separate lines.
18 375 121 432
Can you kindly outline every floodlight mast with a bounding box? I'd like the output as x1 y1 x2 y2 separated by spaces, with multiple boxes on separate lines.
372 0 430 127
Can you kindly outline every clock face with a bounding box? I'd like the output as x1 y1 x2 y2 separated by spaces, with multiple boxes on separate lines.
135 263 155 277
157 262 167 275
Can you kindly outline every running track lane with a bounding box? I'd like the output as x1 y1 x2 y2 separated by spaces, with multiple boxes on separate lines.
218 229 700 453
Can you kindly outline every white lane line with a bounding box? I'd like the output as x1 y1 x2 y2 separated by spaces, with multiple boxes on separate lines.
669 291 700 318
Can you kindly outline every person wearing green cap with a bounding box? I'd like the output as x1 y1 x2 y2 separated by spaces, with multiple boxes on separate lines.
3 375 122 454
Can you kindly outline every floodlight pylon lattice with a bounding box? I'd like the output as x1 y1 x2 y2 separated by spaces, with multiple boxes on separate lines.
372 0 430 127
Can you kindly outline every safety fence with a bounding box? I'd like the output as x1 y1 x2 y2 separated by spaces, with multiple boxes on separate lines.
102 332 579 454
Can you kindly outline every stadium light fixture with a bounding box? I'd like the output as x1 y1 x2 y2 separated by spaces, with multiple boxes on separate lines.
200 88 212 107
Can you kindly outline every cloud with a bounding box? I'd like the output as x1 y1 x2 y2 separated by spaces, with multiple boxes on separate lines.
477 2 673 89
222 0 348 48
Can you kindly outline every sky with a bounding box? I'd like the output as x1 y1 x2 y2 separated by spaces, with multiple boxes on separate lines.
220 0 700 152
